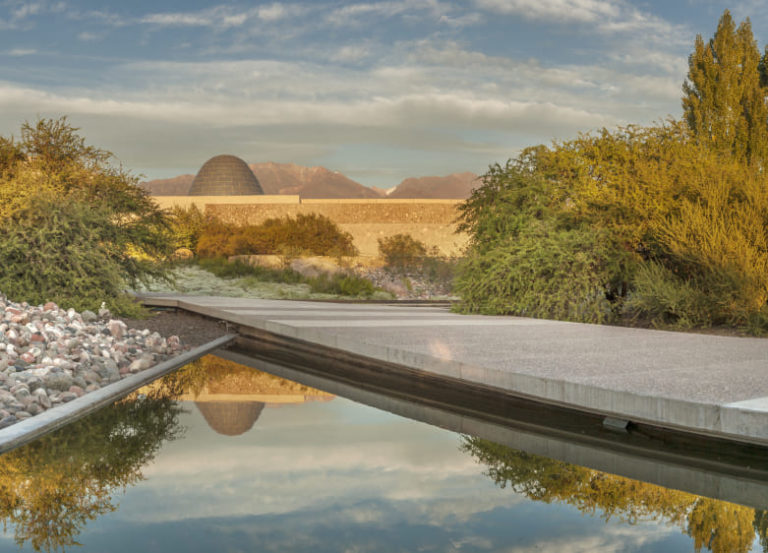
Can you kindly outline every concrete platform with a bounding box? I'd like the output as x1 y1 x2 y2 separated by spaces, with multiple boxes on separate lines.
139 295 768 446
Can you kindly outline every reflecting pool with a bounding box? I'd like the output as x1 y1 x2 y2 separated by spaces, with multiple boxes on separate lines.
0 354 766 553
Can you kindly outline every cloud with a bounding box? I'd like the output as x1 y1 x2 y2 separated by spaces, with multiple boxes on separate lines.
474 0 690 44
325 0 447 26
331 45 372 62
141 6 257 29
6 48 36 56
475 0 620 23
258 3 288 21
77 31 105 42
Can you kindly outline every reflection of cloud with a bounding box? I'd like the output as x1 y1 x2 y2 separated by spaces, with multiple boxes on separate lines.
428 339 453 360
499 523 677 553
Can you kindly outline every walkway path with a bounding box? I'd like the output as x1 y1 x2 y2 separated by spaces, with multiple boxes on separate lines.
140 294 768 445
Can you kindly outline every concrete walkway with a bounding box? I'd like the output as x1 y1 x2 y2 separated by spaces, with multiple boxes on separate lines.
140 295 768 445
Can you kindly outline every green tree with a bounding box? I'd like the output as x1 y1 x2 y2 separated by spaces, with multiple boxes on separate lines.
682 10 768 166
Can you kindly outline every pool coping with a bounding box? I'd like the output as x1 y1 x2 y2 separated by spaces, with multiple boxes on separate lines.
137 294 768 447
0 333 237 454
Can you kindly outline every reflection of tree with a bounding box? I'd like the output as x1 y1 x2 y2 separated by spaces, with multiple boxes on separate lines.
755 509 768 552
0 383 184 552
461 437 760 553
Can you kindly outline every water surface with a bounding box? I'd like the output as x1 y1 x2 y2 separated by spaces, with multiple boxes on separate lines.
0 354 765 553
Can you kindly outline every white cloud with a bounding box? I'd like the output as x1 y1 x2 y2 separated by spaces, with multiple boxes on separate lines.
326 0 446 26
6 48 36 56
475 0 620 23
258 3 288 21
141 6 257 29
77 31 104 42
331 45 372 62
474 0 690 45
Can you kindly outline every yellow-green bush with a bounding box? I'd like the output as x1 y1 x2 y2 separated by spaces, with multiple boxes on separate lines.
0 117 172 314
196 213 357 258
456 123 768 330
378 233 428 269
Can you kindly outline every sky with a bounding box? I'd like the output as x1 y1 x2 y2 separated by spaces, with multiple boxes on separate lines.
0 0 764 186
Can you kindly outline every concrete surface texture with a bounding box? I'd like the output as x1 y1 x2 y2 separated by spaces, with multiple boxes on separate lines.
139 295 768 445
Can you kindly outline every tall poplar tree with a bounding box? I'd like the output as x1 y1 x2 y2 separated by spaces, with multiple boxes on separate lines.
682 10 768 166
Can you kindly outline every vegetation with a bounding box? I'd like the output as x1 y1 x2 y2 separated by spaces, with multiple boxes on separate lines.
377 233 458 296
195 213 358 258
462 437 766 553
0 117 172 314
195 257 381 298
455 10 768 333
378 233 429 270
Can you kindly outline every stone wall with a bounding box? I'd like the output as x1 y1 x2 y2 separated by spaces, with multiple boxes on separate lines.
207 200 468 257
152 196 468 257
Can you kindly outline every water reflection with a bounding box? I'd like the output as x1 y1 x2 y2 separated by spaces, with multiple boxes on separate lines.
175 355 334 436
462 436 768 553
0 381 184 552
0 355 334 552
0 355 767 552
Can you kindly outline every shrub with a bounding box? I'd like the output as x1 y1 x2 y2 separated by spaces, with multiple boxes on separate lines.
455 159 632 323
0 197 132 312
457 124 768 330
306 272 377 297
168 204 210 252
0 117 173 313
198 257 305 284
196 213 357 258
378 233 428 270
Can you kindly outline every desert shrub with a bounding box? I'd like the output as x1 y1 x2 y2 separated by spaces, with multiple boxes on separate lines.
0 117 173 312
378 233 428 269
306 272 377 297
168 204 211 251
457 123 768 330
0 197 134 312
198 257 305 284
455 159 632 323
196 213 357 258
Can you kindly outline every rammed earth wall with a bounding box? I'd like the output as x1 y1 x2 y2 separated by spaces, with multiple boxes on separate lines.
153 196 468 257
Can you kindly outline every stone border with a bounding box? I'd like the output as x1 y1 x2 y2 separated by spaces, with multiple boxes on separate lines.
0 334 237 454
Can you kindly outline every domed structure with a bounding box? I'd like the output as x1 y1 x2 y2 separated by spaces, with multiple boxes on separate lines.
188 154 263 195
195 401 265 437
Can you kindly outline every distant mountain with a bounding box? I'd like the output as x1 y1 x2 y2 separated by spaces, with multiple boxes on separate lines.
248 162 380 199
387 172 479 199
140 163 477 199
140 174 194 196
369 186 393 197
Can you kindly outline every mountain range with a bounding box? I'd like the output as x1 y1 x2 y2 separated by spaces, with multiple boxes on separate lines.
141 162 478 199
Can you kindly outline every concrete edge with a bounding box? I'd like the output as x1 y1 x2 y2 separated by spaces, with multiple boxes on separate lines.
0 333 237 455
137 295 768 446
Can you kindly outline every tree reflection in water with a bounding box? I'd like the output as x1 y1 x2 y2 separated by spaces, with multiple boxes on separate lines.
0 356 332 552
462 436 768 553
0 374 187 552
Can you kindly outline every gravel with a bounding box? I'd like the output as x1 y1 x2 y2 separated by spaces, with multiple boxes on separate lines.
0 295 187 430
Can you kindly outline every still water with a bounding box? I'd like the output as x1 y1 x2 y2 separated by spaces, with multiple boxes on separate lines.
0 354 766 553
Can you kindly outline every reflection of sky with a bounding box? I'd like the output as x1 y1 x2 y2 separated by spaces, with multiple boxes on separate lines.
0 392 741 552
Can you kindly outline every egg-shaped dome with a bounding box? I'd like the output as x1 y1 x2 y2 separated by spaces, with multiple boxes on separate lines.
195 401 265 437
189 154 263 195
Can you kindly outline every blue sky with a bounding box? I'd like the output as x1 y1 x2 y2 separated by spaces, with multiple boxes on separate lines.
0 0 762 185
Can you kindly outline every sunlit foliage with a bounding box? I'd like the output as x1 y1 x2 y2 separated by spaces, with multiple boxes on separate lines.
0 117 173 314
196 213 358 258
